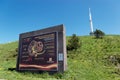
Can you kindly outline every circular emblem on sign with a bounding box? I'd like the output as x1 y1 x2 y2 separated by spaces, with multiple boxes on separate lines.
28 40 45 57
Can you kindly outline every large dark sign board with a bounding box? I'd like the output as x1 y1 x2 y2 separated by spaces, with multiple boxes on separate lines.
16 24 67 73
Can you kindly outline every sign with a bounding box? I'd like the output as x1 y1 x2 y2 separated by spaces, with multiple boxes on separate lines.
58 53 63 61
16 24 67 73
19 32 57 71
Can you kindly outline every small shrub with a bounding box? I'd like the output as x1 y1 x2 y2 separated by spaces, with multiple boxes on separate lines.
67 34 80 51
94 29 105 39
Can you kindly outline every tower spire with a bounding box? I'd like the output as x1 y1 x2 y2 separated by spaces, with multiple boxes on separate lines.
89 8 94 33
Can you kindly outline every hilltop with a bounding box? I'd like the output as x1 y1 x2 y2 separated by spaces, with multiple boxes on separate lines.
0 35 120 80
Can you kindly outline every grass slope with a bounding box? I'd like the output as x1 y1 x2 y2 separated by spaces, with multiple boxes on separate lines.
0 35 120 80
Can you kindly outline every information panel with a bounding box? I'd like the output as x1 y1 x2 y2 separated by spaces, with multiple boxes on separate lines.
19 32 58 71
17 24 67 73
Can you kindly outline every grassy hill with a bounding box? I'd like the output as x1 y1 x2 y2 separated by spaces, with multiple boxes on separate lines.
1 35 120 80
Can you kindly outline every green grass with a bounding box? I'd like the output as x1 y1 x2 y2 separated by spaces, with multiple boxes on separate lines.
1 35 120 80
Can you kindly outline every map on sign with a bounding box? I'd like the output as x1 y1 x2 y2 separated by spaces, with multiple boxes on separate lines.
19 32 58 71
28 40 45 57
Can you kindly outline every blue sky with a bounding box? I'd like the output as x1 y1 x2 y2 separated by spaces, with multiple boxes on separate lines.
0 0 120 43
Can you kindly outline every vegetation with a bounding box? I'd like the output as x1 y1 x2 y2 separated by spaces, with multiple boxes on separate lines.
94 29 105 38
67 34 80 50
1 35 120 80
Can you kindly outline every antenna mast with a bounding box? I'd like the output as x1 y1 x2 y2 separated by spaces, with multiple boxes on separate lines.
89 8 94 33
